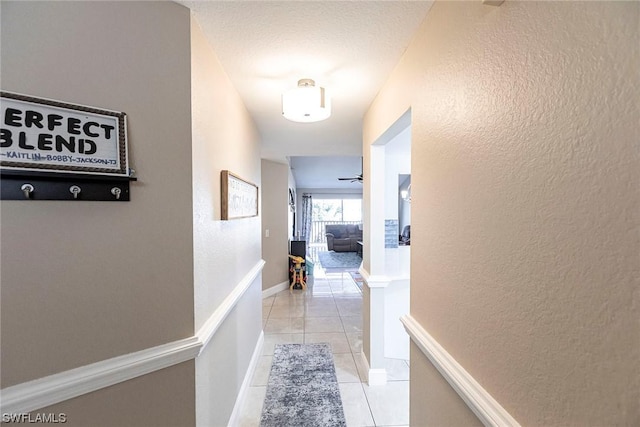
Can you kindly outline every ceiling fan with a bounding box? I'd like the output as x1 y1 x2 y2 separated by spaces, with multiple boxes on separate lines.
338 157 363 183
337 173 363 183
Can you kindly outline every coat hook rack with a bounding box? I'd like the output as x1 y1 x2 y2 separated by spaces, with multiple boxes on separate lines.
1 170 137 201
0 91 136 202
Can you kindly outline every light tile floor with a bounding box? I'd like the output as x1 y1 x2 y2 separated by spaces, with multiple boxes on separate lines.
237 265 410 427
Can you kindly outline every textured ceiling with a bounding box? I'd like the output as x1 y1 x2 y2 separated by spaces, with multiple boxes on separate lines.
290 156 363 189
179 1 433 162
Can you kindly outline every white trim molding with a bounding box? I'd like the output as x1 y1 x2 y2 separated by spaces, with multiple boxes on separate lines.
358 351 387 386
0 337 201 414
262 280 289 299
401 315 520 427
358 267 392 288
368 368 388 386
228 331 265 427
1 259 266 415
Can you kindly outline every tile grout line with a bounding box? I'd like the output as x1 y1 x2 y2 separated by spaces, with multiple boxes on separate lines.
359 373 378 426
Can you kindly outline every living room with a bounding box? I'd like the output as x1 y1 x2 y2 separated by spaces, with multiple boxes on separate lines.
260 156 364 291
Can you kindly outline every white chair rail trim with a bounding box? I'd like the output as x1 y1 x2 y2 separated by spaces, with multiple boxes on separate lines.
358 267 392 288
400 315 521 427
1 259 266 415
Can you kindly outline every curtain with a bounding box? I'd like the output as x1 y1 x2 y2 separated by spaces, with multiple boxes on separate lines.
301 193 312 243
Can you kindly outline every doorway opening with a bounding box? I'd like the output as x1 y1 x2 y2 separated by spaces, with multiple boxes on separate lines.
362 108 412 385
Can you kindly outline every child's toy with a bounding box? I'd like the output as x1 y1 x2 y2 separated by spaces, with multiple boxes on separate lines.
288 255 307 290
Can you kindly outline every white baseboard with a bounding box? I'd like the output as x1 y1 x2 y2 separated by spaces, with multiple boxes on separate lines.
1 260 266 415
400 315 520 427
227 331 264 427
262 280 289 299
359 351 387 386
368 368 388 386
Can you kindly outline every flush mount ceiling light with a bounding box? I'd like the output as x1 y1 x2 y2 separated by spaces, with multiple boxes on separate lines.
282 79 331 123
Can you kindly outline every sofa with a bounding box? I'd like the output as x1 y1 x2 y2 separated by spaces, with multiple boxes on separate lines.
325 224 363 252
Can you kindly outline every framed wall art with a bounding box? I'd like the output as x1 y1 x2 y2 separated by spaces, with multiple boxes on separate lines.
221 170 258 220
1 91 128 176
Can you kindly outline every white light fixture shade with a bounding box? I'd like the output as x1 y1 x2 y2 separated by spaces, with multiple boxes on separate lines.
282 79 331 123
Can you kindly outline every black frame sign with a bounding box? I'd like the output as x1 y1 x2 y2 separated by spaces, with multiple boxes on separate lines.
0 91 129 176
221 170 259 220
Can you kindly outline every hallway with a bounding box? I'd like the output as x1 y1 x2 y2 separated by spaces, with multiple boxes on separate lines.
238 267 410 426
2 2 636 425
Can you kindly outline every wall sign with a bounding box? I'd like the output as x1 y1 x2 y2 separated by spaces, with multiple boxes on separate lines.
0 92 129 176
221 170 258 220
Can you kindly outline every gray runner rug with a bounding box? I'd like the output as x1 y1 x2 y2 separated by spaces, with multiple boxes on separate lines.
260 343 346 427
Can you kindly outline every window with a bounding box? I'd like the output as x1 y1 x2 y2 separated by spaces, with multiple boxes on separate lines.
342 199 362 221
309 198 362 244
312 198 362 222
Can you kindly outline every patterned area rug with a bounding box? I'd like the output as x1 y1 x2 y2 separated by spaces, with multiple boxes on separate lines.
318 251 362 269
260 344 346 427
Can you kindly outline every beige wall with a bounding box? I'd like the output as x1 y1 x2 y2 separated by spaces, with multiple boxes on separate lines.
261 159 290 290
2 2 265 425
37 361 195 427
410 344 482 427
190 16 263 426
364 1 639 425
190 10 261 331
1 0 194 391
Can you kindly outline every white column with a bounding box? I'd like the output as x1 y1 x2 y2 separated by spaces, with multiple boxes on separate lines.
366 277 389 385
369 145 386 275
